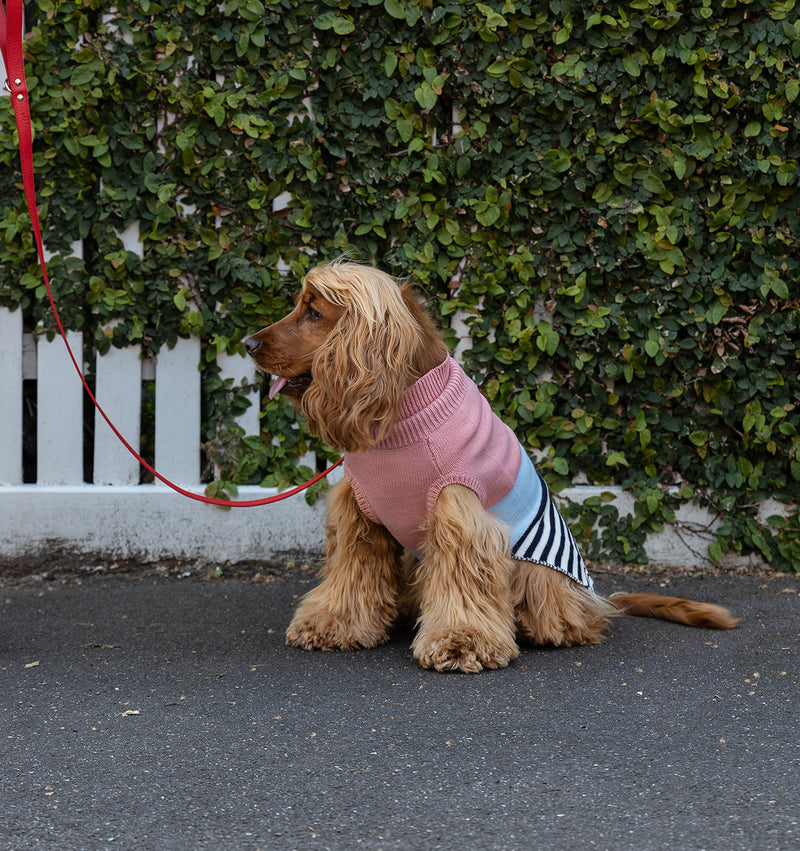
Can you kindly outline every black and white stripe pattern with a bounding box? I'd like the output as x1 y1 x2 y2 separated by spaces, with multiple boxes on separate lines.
511 473 594 591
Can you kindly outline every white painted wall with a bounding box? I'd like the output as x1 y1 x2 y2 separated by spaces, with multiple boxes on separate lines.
0 484 327 563
0 478 775 569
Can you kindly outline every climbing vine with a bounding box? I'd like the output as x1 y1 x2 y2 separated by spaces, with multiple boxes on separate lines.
1 0 798 569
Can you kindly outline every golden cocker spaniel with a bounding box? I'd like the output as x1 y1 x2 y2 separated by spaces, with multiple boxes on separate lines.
245 260 739 673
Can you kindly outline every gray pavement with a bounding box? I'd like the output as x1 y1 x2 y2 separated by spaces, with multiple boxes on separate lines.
1 564 799 850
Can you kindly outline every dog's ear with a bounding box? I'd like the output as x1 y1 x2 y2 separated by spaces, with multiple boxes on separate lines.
399 283 450 379
301 294 424 452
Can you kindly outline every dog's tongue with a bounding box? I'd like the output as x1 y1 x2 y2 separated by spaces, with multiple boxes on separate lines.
269 376 287 400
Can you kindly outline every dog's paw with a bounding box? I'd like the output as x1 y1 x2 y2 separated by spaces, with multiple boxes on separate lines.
413 630 519 673
286 612 388 652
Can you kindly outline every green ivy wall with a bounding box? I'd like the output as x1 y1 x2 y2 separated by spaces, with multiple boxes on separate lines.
1 0 798 569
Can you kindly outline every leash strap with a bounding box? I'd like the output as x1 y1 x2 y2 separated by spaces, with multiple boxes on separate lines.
1 0 342 506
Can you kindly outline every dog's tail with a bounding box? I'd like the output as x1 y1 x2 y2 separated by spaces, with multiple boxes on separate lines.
607 592 741 630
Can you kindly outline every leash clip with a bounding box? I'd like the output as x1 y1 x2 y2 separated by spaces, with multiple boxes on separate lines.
3 79 11 94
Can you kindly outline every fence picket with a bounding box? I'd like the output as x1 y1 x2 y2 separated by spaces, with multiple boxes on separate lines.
217 351 260 437
36 330 84 484
154 337 201 485
93 344 143 485
0 308 23 485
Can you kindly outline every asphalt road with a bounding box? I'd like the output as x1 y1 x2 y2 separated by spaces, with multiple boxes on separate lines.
1 564 799 850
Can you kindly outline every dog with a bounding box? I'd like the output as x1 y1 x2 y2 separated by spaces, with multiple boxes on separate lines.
245 260 740 673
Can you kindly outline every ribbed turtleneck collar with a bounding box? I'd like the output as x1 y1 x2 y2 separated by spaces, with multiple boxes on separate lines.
373 357 467 450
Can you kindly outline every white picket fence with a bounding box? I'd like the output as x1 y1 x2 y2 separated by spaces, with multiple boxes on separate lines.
0 305 330 565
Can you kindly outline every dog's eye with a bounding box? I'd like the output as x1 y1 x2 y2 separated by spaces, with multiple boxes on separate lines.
303 306 322 322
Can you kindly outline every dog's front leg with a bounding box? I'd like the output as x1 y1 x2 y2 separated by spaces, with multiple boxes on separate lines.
286 478 403 651
411 484 519 673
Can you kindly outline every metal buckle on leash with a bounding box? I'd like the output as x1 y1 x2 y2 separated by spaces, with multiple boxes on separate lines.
4 77 24 99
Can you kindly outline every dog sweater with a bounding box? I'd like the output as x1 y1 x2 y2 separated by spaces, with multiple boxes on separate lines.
343 357 594 591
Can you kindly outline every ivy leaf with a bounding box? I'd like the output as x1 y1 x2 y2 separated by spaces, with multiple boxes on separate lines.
333 17 355 35
623 57 641 77
475 204 500 227
535 321 559 355
396 117 414 142
70 66 96 86
477 3 508 30
384 0 405 20
486 60 509 77
642 173 666 194
414 82 438 110
706 300 729 325
761 264 789 298
314 12 355 34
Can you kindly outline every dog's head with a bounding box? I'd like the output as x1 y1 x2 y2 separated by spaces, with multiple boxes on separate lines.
245 280 345 402
245 260 448 452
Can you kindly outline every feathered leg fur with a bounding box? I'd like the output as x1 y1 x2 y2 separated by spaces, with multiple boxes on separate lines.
411 484 519 673
286 478 404 651
511 560 619 646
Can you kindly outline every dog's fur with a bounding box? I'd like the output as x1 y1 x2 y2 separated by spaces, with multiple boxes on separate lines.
246 260 740 673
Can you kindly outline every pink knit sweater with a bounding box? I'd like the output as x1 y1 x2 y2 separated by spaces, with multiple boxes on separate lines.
343 357 594 590
344 357 521 551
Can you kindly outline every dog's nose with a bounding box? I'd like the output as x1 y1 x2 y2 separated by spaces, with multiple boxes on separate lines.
245 337 260 356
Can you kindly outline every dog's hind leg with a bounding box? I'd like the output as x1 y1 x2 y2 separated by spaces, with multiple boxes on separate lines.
411 484 519 673
286 478 404 651
511 559 618 647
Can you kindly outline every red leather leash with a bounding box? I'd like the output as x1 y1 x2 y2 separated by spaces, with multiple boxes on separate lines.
0 0 342 506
